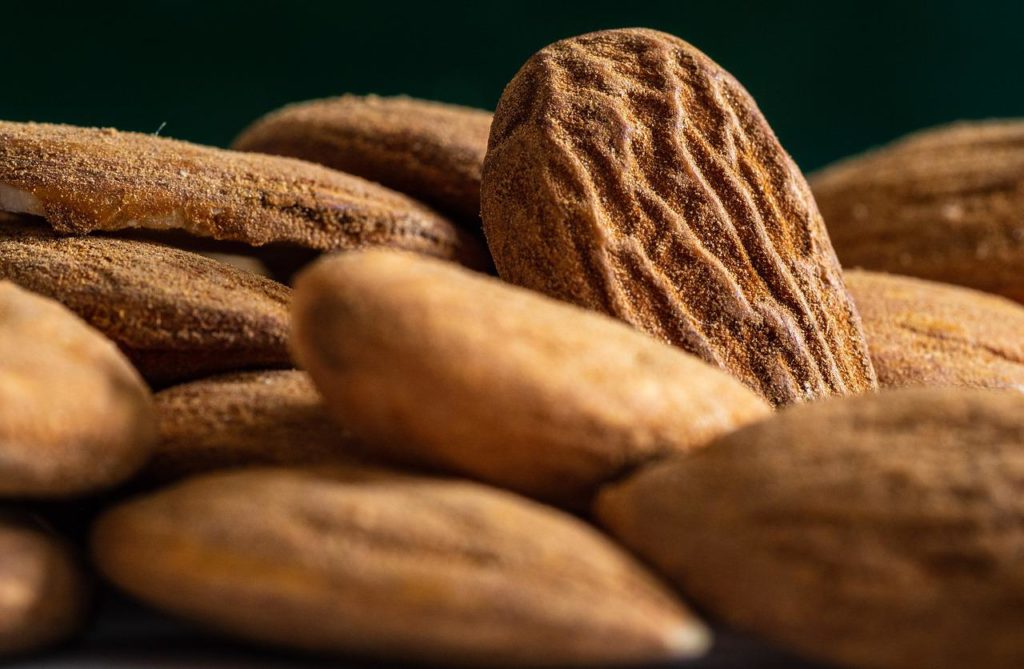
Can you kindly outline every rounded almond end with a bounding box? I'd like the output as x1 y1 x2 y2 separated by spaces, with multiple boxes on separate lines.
664 621 712 659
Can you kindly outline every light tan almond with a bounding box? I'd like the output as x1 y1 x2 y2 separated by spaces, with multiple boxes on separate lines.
92 466 708 666
846 269 1024 390
0 216 290 385
147 370 362 481
597 387 1024 669
481 28 876 406
0 282 155 496
233 95 492 222
812 120 1024 300
291 249 770 508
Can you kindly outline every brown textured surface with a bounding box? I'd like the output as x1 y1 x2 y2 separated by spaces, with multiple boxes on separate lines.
0 281 155 496
0 120 489 269
291 250 770 509
811 120 1024 300
481 28 876 406
846 269 1024 391
596 388 1024 669
0 216 291 385
0 514 87 656
233 95 492 222
92 466 708 666
148 370 362 481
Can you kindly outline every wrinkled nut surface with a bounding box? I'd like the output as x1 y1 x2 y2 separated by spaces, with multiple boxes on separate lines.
92 466 708 667
291 250 771 508
482 28 877 406
0 282 155 496
0 120 488 269
0 514 87 656
846 269 1024 391
147 370 362 481
233 95 492 222
596 388 1024 669
812 120 1024 301
0 216 291 385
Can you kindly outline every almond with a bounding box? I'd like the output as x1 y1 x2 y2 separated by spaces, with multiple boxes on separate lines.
92 465 708 666
812 120 1024 300
481 28 876 406
147 370 362 482
0 281 155 496
846 269 1024 390
597 387 1024 669
291 250 771 508
233 95 492 222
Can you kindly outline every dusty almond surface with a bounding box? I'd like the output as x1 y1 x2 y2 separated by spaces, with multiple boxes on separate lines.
0 215 291 385
481 28 876 406
0 120 488 269
92 466 708 666
291 250 770 509
0 514 87 656
147 370 363 481
233 95 492 222
0 282 155 496
596 387 1024 669
812 120 1024 300
846 269 1024 391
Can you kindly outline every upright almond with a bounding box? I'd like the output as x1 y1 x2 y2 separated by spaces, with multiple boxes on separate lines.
482 28 876 406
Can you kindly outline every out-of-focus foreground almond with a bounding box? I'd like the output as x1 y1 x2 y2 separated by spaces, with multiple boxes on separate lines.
846 269 1024 390
597 387 1024 669
482 28 876 406
93 466 708 666
812 120 1024 300
291 250 771 508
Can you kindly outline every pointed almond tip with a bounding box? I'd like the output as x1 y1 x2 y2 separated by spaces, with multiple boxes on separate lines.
665 621 713 659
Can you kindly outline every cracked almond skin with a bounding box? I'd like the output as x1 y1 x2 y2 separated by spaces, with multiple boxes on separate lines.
812 120 1024 301
147 370 362 482
481 28 877 407
233 95 492 222
596 388 1024 669
291 250 770 509
92 466 709 666
0 215 291 385
0 282 155 496
846 269 1024 391
0 514 88 656
0 120 488 270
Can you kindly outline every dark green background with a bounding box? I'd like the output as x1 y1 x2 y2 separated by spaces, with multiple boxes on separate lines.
4 1 1021 171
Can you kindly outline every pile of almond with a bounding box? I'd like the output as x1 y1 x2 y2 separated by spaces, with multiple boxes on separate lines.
1 28 1021 669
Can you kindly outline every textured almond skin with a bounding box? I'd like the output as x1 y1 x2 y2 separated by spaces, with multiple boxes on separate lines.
481 28 876 406
233 95 492 222
846 269 1024 390
291 250 771 508
92 466 708 666
0 121 488 270
147 370 362 481
0 282 155 496
0 216 291 385
0 514 87 656
812 120 1024 300
597 388 1024 669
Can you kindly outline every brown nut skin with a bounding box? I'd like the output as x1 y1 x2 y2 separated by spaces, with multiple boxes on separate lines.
146 370 363 482
596 387 1024 669
92 466 709 667
291 249 770 509
0 282 156 497
0 120 489 271
0 215 291 386
233 95 492 223
812 120 1024 301
846 269 1024 391
0 514 88 656
481 28 877 407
